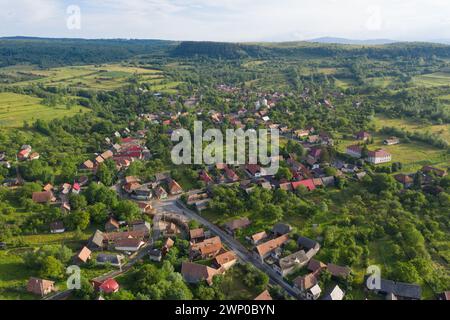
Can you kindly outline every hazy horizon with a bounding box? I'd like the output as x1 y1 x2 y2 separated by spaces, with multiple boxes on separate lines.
1 0 450 43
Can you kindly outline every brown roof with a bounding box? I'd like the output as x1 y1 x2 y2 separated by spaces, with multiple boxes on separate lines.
191 236 222 256
95 155 105 164
32 191 54 203
101 150 114 160
293 273 318 290
82 160 95 169
114 238 143 248
76 246 92 263
104 230 146 242
125 176 140 184
43 183 53 192
327 263 351 278
123 181 142 193
368 149 391 158
105 218 120 229
251 231 268 242
307 259 327 272
181 262 219 285
168 179 183 194
394 174 413 184
163 237 174 249
27 278 55 296
255 234 289 258
190 228 205 240
214 251 237 266
254 290 273 300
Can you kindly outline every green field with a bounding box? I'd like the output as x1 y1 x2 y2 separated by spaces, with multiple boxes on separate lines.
0 92 90 128
1 64 180 92
413 72 450 87
372 115 450 143
337 128 448 172
0 250 37 300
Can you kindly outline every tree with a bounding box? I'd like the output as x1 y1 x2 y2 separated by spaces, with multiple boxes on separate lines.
88 203 109 225
265 204 283 221
65 210 90 230
40 256 64 280
368 173 400 194
69 194 87 211
96 159 117 186
72 277 95 300
275 167 293 181
390 261 420 284
114 200 140 222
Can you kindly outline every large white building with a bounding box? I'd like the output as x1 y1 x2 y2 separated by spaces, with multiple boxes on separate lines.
367 149 392 164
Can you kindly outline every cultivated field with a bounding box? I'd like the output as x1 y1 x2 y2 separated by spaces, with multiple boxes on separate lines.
336 131 448 172
0 64 180 93
413 72 450 87
372 115 450 143
0 92 90 128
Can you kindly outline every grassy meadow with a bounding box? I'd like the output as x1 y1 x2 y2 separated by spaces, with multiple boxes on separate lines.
336 116 449 173
0 92 90 128
0 63 180 93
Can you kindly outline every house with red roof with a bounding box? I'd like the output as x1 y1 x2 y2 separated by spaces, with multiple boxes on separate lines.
98 278 119 294
199 170 213 184
292 179 316 191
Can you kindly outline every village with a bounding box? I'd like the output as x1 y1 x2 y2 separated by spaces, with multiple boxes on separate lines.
4 87 446 302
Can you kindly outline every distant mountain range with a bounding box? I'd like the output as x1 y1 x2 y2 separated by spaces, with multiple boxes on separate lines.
307 37 399 45
307 37 450 46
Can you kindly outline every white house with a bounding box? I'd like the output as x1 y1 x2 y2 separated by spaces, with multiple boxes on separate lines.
367 149 392 164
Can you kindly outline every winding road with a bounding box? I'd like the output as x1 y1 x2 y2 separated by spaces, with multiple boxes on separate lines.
153 197 299 299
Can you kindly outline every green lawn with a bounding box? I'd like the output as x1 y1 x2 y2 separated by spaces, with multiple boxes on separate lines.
0 92 90 128
372 115 450 143
0 250 37 300
336 131 448 173
413 72 450 87
4 64 168 92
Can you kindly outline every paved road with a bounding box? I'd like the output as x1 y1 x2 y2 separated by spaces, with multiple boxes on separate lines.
154 198 299 299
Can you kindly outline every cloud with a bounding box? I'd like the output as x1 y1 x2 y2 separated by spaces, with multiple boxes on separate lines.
0 0 450 41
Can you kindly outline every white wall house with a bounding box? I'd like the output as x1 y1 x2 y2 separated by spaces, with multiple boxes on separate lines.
367 149 392 164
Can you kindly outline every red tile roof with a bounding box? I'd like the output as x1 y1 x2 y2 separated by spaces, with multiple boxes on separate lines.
99 278 119 294
292 179 316 191
254 290 273 300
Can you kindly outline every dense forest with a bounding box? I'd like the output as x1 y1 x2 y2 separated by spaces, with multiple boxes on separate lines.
0 38 174 68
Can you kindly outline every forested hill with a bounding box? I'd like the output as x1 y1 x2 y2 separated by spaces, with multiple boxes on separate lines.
171 41 272 59
172 40 450 60
2 37 450 67
0 38 175 68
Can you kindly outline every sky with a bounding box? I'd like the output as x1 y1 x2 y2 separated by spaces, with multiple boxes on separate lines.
1 0 450 42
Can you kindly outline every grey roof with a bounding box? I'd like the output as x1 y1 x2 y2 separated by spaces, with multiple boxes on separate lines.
88 230 104 248
379 279 421 300
96 254 121 265
149 249 162 257
297 236 320 251
279 250 309 270
321 176 335 186
272 223 292 235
